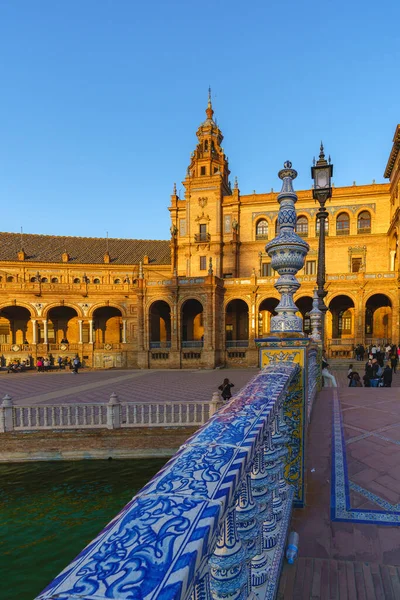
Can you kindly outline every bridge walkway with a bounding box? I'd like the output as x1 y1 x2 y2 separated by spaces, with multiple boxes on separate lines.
278 365 400 599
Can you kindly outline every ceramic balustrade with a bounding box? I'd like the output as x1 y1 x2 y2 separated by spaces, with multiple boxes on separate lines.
36 362 303 600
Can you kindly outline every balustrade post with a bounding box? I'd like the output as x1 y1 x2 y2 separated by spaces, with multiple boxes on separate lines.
263 428 281 550
107 392 121 429
0 394 14 432
209 507 247 600
235 473 261 597
209 391 223 416
250 442 272 588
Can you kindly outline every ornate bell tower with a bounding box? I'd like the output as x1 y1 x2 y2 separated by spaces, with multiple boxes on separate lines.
169 91 233 278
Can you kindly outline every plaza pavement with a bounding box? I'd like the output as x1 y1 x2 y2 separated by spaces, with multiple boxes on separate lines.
0 368 258 406
278 367 400 599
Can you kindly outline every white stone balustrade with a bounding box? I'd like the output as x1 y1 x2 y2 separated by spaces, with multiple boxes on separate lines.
0 395 212 431
35 362 304 600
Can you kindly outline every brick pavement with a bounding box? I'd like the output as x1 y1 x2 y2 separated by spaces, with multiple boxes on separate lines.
0 368 258 406
278 368 400 599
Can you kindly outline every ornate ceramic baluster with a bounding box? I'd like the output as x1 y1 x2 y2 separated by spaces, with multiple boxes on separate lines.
263 428 281 549
271 404 290 503
191 574 211 600
209 506 247 600
266 161 309 334
250 442 271 587
235 473 260 596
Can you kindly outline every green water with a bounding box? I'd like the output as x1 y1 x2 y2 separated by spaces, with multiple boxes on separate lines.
0 458 167 600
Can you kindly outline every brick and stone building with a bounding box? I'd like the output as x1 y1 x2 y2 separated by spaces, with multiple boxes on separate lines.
0 97 399 368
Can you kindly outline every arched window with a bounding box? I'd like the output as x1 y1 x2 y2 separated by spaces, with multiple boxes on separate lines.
6 276 14 282
204 140 208 152
73 278 81 284
256 219 268 240
41 277 48 283
30 276 36 282
358 211 371 234
93 278 101 284
114 278 121 284
336 212 350 235
316 217 329 236
51 277 59 283
297 216 308 237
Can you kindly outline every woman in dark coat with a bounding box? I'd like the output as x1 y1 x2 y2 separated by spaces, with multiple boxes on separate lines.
219 378 234 401
383 364 393 388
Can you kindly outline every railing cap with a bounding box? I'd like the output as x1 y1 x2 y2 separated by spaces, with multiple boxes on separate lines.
108 392 120 405
1 394 13 407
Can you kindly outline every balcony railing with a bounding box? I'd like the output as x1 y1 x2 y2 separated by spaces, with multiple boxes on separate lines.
181 340 204 348
226 340 249 348
194 232 211 243
255 234 268 240
150 341 171 349
336 228 349 236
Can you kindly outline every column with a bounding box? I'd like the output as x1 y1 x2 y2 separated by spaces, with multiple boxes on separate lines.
43 319 48 344
89 319 94 344
31 319 37 344
122 319 127 344
78 319 83 344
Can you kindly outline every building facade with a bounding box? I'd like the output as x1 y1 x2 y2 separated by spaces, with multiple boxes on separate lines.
0 99 399 368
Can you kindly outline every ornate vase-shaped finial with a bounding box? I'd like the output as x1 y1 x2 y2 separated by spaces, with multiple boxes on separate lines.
266 162 309 333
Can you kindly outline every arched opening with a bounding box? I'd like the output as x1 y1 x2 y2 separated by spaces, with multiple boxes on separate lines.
365 294 392 343
336 212 350 236
47 306 79 344
73 278 81 284
295 296 313 335
358 210 371 234
150 301 171 348
51 277 59 283
93 306 123 345
258 298 279 337
93 278 101 284
328 295 355 339
225 299 249 347
181 299 204 347
256 219 269 240
296 216 308 238
0 306 32 345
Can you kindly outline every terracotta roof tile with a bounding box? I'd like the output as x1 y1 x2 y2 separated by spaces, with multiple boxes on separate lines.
0 232 171 265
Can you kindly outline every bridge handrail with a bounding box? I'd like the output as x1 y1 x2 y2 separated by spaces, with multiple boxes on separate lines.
36 362 301 600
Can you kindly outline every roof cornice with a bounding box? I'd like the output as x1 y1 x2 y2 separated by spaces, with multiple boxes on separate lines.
384 125 400 179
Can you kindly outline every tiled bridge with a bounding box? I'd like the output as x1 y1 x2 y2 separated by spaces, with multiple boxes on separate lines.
29 360 400 600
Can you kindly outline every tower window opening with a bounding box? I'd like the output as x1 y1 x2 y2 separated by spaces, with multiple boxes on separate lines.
200 166 206 176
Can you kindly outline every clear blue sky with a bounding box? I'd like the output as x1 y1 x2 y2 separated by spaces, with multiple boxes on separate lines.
0 0 399 240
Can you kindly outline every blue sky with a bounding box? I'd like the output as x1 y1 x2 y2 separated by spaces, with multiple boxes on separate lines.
0 0 399 240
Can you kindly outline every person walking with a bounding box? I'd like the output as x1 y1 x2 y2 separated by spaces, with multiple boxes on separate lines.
347 364 354 387
72 357 80 374
390 351 398 374
322 353 337 388
383 364 393 387
57 356 63 370
218 378 234 402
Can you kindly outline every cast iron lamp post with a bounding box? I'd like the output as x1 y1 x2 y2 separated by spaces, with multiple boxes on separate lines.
311 143 333 345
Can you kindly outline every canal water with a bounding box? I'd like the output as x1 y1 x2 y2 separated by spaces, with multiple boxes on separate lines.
0 458 167 599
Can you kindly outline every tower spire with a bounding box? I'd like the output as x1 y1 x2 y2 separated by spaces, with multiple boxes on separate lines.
206 86 214 120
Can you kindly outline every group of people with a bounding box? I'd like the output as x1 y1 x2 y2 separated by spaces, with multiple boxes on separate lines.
354 343 400 367
7 359 29 373
36 356 81 373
